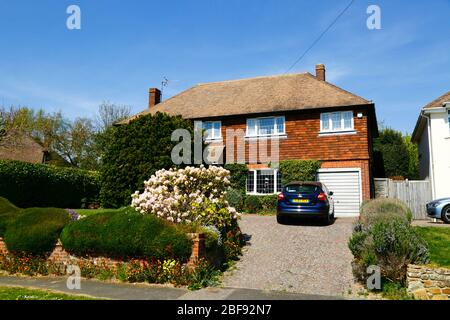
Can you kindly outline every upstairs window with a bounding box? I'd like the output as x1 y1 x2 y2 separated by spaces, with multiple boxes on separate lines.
195 121 222 140
246 116 285 137
320 111 354 133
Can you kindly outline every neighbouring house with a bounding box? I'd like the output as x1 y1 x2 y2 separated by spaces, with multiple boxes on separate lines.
122 65 379 217
412 91 450 200
0 130 68 166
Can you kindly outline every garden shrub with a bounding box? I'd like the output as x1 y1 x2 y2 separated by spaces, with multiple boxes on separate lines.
278 159 321 185
60 207 192 261
226 188 245 212
100 112 195 208
0 197 20 237
4 208 71 256
349 199 429 285
223 163 248 193
259 195 278 212
244 195 262 213
131 166 239 230
0 160 100 208
359 198 412 227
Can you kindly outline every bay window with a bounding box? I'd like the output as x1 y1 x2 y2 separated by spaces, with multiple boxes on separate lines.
246 169 282 194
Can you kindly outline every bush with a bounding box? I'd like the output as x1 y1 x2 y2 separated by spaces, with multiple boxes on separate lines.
226 189 245 212
60 208 192 261
4 208 70 256
244 195 262 213
360 198 412 227
0 160 100 208
349 199 429 285
278 160 321 185
0 197 20 237
131 166 239 230
100 112 195 208
224 164 248 193
259 195 278 212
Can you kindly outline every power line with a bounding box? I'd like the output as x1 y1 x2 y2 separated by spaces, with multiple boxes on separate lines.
285 0 356 73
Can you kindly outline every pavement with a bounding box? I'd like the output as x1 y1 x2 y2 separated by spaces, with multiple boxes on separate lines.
412 219 450 228
0 275 342 300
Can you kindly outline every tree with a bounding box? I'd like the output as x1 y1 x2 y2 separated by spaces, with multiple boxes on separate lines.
99 112 194 208
374 128 418 179
403 135 419 180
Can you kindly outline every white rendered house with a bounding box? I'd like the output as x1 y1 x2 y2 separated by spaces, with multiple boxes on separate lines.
412 91 450 200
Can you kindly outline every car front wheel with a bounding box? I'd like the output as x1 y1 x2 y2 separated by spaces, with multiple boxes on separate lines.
442 205 450 224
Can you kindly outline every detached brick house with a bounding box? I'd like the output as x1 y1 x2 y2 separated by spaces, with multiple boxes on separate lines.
122 65 378 217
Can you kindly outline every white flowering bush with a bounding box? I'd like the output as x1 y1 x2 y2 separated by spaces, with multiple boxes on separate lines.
131 165 240 229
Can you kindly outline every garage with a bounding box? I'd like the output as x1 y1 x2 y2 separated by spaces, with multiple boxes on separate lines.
317 169 362 217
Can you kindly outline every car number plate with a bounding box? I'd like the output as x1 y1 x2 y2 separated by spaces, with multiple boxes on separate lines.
293 199 309 203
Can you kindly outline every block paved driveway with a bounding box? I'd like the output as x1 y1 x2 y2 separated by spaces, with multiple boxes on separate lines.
222 215 356 297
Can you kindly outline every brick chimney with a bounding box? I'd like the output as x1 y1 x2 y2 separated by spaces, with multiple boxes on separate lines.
315 64 326 81
148 88 161 109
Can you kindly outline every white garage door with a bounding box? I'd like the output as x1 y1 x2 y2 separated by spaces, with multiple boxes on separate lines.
317 169 361 217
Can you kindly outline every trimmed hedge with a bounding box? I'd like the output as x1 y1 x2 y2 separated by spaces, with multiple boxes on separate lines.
0 196 21 237
4 207 70 256
100 112 195 208
278 160 321 185
0 160 100 208
60 208 192 261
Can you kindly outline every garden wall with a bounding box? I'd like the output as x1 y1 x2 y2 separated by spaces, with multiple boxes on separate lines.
407 264 450 300
0 234 205 271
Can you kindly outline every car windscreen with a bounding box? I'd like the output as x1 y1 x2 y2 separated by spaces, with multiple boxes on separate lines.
284 184 320 194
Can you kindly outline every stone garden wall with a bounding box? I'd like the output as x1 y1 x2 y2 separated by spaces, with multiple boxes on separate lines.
407 264 450 300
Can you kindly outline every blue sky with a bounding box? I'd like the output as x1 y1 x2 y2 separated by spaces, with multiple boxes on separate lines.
0 0 449 133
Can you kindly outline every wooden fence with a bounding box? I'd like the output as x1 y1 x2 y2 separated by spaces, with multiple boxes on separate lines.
374 178 432 220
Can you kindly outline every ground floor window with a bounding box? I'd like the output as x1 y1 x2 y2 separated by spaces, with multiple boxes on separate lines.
246 169 282 194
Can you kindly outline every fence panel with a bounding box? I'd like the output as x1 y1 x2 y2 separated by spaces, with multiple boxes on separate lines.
374 178 431 220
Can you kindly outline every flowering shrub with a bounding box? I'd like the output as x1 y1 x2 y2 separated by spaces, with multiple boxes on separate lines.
131 165 239 229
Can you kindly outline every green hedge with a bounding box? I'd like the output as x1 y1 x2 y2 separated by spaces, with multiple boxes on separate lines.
277 160 321 185
100 112 195 208
4 207 70 256
243 195 277 214
60 208 192 261
0 160 100 208
0 197 21 237
224 164 248 193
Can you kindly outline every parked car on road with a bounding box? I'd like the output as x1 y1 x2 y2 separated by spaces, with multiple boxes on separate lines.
277 182 334 225
426 198 450 224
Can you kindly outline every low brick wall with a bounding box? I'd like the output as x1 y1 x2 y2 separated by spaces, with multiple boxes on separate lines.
0 235 205 271
407 264 450 300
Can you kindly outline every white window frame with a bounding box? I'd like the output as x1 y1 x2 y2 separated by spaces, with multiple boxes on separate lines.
246 116 286 138
195 121 222 141
246 169 281 195
320 111 355 133
447 109 450 134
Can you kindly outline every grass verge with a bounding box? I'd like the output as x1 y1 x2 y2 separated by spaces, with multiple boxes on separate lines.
0 286 99 300
414 226 450 268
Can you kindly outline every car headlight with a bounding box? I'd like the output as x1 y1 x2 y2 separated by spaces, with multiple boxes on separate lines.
429 202 439 208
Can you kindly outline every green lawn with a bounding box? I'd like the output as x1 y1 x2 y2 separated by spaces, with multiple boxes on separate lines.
415 227 450 268
0 286 98 300
74 208 122 217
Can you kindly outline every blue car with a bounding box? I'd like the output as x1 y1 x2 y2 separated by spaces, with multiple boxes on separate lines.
277 181 334 225
426 198 450 224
